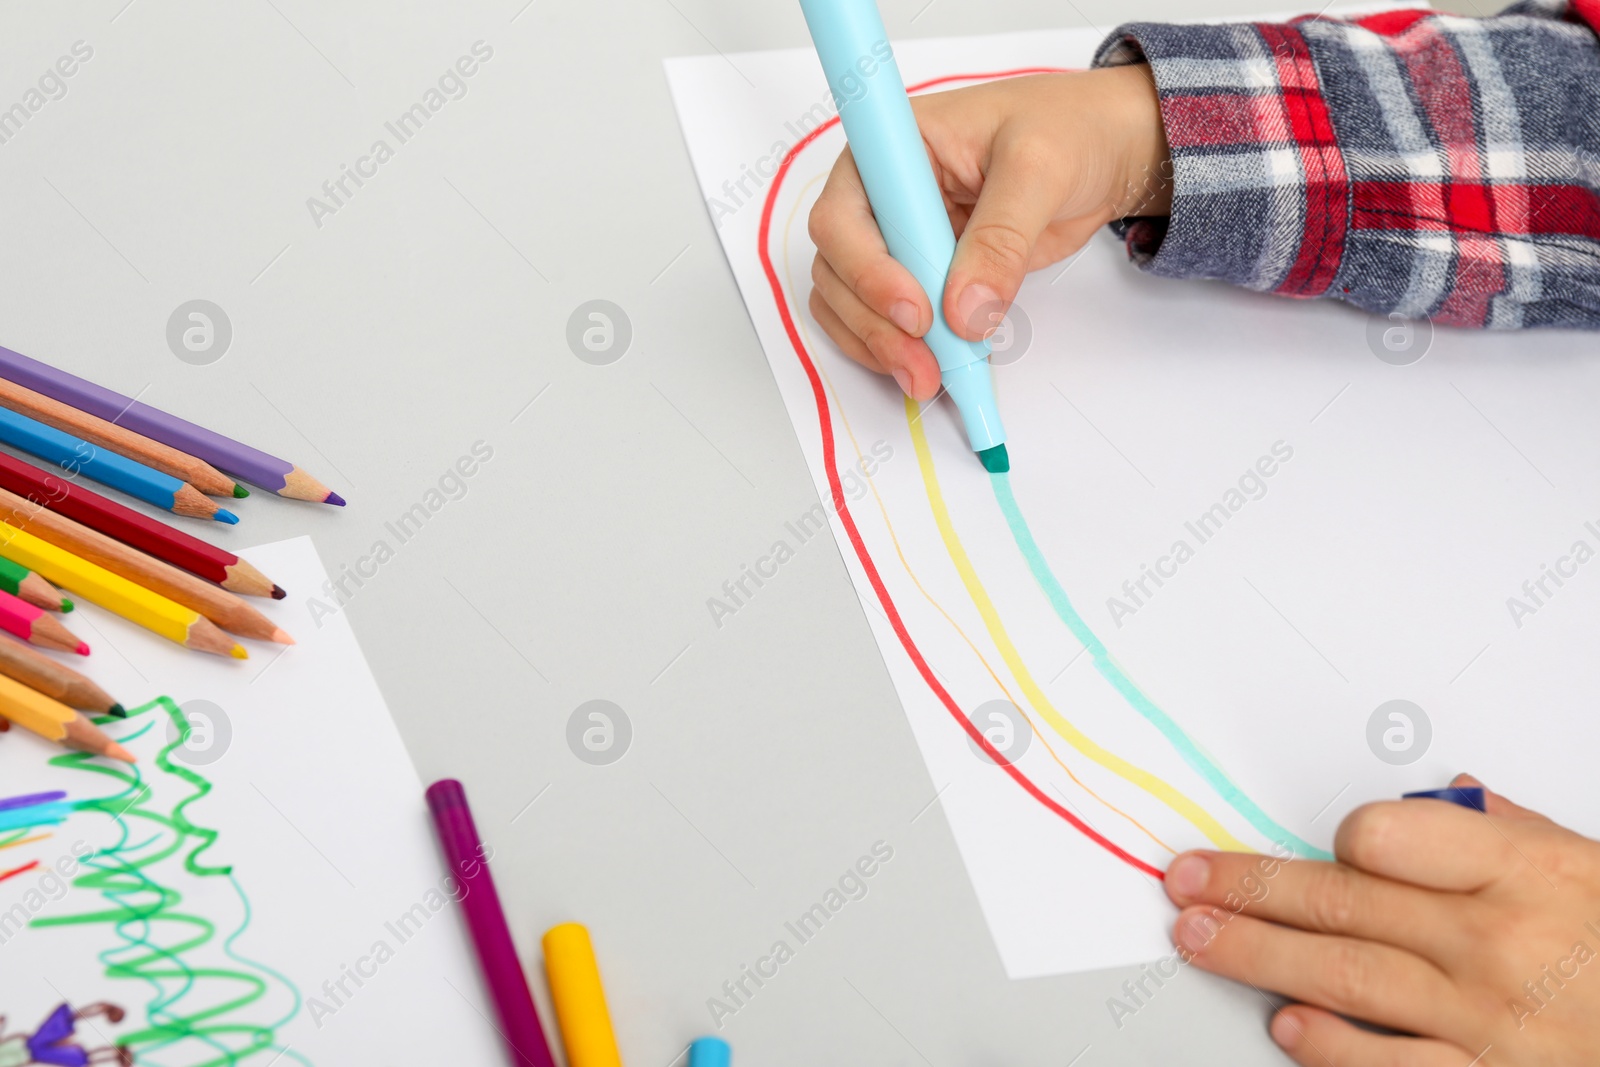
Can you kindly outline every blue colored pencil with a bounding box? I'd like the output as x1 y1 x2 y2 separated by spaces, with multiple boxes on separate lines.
0 407 236 523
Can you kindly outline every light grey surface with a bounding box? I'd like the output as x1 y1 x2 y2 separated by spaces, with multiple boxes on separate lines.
0 1 1498 1064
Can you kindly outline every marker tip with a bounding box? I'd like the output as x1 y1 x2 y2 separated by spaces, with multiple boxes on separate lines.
978 443 1010 474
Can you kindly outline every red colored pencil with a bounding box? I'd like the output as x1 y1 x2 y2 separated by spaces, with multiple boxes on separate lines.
0 453 281 598
0 589 85 655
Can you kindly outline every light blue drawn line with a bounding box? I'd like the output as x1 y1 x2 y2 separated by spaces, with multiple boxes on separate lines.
0 801 77 833
989 470 1331 860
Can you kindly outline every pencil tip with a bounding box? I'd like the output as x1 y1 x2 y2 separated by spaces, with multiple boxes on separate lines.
233 484 250 498
216 509 241 525
106 742 136 764
271 628 295 646
231 645 248 660
74 642 90 656
324 491 347 507
60 599 73 613
108 703 127 719
270 585 287 600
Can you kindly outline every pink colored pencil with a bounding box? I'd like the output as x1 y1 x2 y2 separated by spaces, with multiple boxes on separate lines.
0 589 85 655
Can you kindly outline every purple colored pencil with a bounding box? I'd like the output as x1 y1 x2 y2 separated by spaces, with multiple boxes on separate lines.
0 344 344 505
426 779 557 1067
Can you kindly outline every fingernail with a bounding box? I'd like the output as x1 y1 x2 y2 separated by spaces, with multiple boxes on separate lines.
891 368 914 398
1166 853 1210 902
1269 1011 1302 1051
1174 908 1220 955
888 301 920 336
956 284 1001 338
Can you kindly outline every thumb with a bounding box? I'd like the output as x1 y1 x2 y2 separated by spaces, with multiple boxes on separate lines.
944 141 1058 342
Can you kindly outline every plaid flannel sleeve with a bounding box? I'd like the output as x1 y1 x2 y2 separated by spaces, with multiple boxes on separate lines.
1093 1 1600 329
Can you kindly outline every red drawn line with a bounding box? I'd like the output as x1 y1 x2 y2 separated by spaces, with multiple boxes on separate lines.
756 66 1164 881
0 859 40 884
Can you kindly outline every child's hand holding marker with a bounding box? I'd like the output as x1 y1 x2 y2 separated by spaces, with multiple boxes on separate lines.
801 4 1600 1059
810 3 1600 404
807 67 1171 402
1166 775 1600 1064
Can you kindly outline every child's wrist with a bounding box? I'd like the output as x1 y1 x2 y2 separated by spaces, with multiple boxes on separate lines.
1099 64 1172 219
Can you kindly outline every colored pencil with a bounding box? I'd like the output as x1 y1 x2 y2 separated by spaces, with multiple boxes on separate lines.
0 407 237 523
0 521 246 658
0 634 121 716
0 487 290 644
0 554 69 612
0 590 86 655
425 779 558 1067
0 453 280 597
0 346 344 505
0 376 243 498
0 672 132 763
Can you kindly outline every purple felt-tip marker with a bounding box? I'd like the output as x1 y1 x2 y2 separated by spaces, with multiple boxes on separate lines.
426 778 556 1067
0 344 344 505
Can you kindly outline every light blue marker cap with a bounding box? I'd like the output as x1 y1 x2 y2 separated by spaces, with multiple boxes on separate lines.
799 0 1008 465
688 1036 731 1067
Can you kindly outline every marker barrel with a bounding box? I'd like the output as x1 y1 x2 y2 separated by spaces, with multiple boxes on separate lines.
426 779 557 1067
542 922 622 1067
798 0 1006 452
689 1036 731 1067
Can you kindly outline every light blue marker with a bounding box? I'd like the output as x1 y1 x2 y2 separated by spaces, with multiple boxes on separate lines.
688 1036 730 1067
0 407 238 523
798 0 1009 472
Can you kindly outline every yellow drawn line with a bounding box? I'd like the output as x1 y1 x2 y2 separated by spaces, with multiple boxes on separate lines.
781 173 1177 856
0 832 49 852
904 396 1249 851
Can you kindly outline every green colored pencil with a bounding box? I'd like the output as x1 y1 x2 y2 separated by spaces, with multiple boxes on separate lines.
0 554 70 612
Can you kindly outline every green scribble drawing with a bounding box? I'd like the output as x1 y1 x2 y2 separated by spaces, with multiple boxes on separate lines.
25 697 313 1066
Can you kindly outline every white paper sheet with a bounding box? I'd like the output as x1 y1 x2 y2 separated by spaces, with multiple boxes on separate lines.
667 22 1600 978
0 536 504 1064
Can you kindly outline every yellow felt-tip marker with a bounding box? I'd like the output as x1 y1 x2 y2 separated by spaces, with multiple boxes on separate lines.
0 520 246 659
542 922 622 1067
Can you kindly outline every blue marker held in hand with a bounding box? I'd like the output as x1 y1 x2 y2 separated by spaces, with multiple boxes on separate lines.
798 0 1009 472
1403 786 1487 812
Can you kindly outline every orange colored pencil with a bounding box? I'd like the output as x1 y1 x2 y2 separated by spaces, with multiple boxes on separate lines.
0 672 130 762
0 487 289 644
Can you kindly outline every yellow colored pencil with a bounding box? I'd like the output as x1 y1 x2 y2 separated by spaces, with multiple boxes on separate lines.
0 671 132 762
0 520 245 658
0 486 291 644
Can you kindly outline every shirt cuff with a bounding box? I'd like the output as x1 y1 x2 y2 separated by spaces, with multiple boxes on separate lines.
1094 21 1350 299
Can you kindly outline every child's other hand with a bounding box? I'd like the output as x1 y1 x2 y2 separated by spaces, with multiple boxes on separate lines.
1166 774 1600 1065
806 67 1170 400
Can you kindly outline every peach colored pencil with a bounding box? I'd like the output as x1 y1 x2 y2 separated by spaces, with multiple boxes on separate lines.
0 376 242 497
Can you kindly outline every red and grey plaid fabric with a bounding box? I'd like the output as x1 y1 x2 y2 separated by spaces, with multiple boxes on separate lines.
1095 1 1600 328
